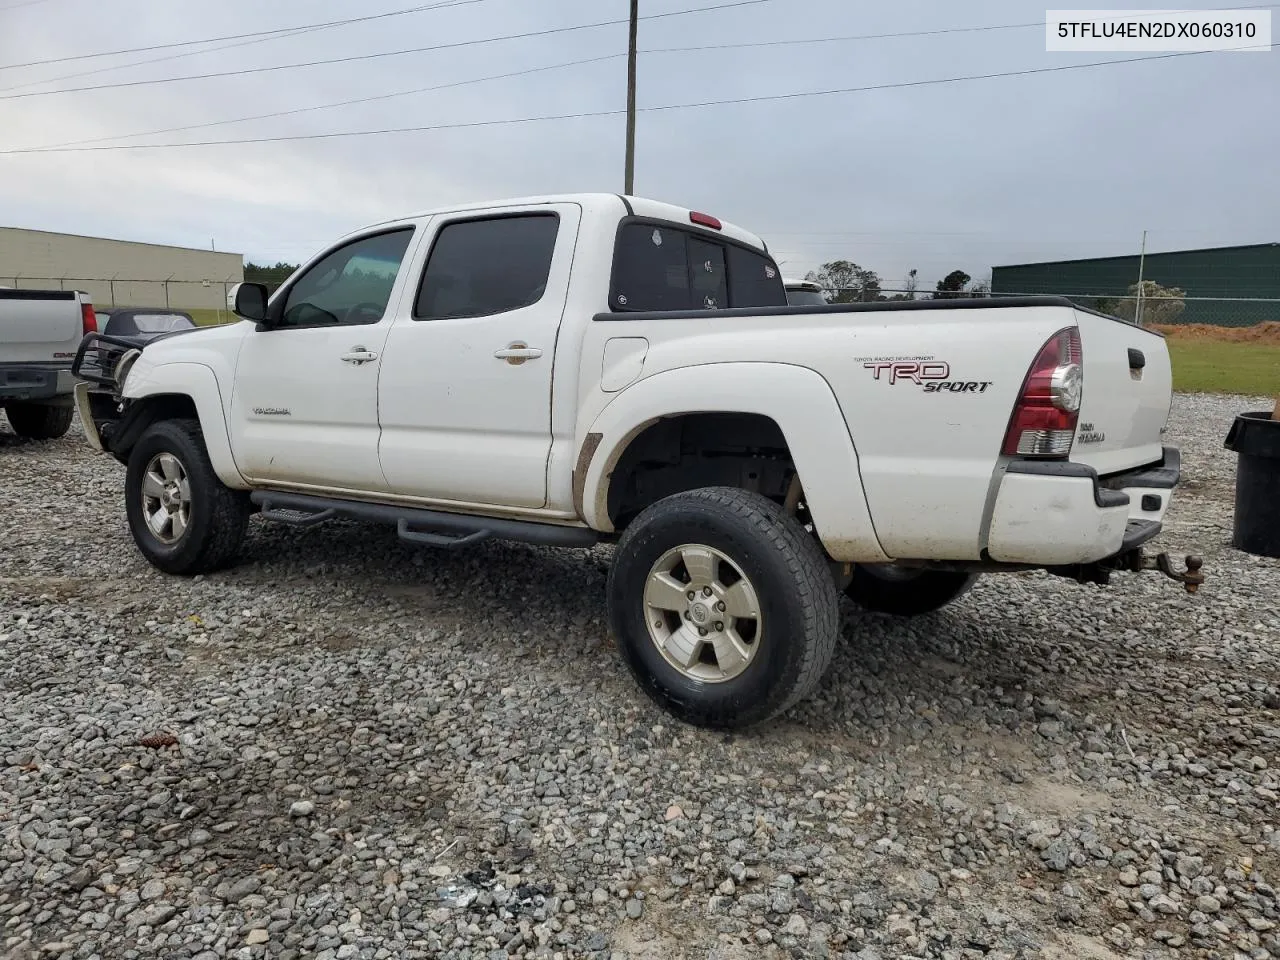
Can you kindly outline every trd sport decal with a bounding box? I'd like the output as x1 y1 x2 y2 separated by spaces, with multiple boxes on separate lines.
857 356 993 394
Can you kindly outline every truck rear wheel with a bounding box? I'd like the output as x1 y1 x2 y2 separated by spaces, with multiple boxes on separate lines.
125 419 249 575
4 401 73 440
844 566 978 617
607 487 839 729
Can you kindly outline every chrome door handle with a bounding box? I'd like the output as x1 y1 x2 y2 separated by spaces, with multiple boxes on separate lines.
494 342 542 365
341 348 378 365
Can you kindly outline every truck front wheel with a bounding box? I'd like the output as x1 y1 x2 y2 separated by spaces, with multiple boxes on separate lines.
607 487 839 729
125 419 250 575
844 566 978 617
4 401 73 440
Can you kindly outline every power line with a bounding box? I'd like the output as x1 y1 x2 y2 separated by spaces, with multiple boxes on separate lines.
3 44 1271 157
15 1 1276 148
25 17 1054 148
0 25 358 96
42 54 625 150
18 15 1052 149
0 0 774 101
0 0 489 72
0 0 494 95
655 19 1045 52
12 0 1265 74
650 0 1277 53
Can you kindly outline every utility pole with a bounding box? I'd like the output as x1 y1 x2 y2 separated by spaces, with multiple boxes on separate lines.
624 0 638 195
1135 229 1148 326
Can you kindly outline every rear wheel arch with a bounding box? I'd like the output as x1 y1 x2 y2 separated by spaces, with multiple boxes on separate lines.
576 363 889 563
602 411 798 531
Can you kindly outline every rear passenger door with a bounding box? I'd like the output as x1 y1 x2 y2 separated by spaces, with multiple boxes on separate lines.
377 203 580 509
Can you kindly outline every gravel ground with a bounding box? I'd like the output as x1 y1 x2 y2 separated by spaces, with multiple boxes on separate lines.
2 393 1278 960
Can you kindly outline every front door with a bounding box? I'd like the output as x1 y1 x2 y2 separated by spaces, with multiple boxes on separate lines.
230 227 417 491
377 204 580 508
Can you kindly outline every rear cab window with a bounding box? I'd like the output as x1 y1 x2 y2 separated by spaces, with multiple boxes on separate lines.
610 220 784 313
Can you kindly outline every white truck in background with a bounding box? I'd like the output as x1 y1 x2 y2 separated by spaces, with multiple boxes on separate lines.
1 288 97 439
72 193 1202 729
783 277 826 306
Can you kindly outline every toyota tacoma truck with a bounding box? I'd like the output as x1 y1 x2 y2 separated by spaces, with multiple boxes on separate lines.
72 194 1199 729
2 287 97 439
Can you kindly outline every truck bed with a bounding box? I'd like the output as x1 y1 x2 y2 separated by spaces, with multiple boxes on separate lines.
585 295 1171 562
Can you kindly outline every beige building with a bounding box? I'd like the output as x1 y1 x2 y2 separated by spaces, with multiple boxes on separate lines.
0 226 243 312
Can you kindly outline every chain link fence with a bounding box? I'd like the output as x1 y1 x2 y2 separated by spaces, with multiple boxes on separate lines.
814 287 1280 328
2 275 240 320
988 292 1280 328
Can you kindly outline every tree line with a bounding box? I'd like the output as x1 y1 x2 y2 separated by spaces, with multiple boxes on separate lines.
244 261 300 293
803 261 991 303
802 261 1188 324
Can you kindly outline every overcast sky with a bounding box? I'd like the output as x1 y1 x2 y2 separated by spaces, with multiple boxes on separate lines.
0 0 1275 289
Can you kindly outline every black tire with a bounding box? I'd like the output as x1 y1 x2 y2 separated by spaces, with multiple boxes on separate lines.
5 401 73 440
607 487 839 729
844 566 978 617
125 418 250 575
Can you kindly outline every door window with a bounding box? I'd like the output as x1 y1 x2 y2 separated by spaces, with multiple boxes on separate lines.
414 214 560 320
280 229 414 328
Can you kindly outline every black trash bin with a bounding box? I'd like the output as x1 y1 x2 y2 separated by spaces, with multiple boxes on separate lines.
1224 411 1280 559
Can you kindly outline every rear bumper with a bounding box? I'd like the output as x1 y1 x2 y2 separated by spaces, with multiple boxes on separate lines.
986 446 1179 565
0 363 74 402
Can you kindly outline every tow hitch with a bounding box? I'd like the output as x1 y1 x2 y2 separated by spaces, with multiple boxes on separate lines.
1131 551 1206 594
1049 550 1205 593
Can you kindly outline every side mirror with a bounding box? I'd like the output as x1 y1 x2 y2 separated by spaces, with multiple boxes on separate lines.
231 282 270 323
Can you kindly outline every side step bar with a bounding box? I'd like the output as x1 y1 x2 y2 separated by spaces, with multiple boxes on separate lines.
251 491 599 550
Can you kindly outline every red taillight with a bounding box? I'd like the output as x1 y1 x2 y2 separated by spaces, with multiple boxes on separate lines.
1002 326 1083 458
81 301 97 336
689 211 722 230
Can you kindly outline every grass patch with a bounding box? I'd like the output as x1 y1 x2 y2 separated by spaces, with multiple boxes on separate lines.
1168 339 1280 396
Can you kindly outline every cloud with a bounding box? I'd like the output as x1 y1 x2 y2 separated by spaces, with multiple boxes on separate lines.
1 0 1275 283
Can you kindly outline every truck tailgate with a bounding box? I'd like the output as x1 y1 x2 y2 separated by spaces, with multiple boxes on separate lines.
0 291 83 362
1070 309 1172 476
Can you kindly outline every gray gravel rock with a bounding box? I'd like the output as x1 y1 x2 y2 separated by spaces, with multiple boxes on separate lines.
3 393 1279 959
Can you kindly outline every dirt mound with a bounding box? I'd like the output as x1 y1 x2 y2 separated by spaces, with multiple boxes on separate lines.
1150 321 1280 343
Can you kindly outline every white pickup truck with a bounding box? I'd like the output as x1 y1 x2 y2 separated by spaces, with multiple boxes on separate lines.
73 193 1200 728
1 287 97 439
